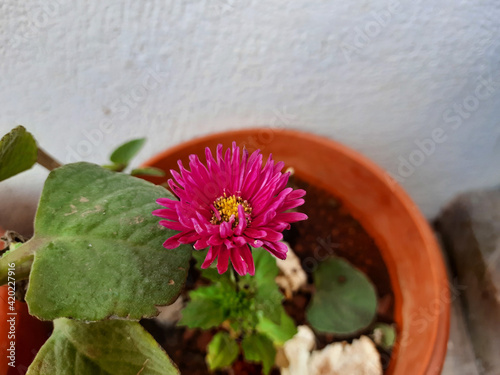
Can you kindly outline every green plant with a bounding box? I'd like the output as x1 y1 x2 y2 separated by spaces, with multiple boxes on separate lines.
0 126 389 375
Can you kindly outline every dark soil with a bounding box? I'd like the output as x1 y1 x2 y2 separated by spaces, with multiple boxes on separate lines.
142 177 395 374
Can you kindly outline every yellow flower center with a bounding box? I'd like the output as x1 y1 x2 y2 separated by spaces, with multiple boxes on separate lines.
211 194 252 226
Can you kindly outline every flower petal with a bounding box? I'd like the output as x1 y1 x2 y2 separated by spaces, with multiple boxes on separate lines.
240 245 255 275
230 247 247 276
201 245 221 269
194 238 209 250
280 198 305 211
275 212 309 223
208 234 224 246
178 231 201 244
219 221 232 238
261 229 283 242
262 240 288 260
152 208 178 220
156 198 178 209
159 220 187 231
217 246 230 274
234 204 247 236
162 233 184 249
232 236 247 247
244 228 267 238
243 236 263 248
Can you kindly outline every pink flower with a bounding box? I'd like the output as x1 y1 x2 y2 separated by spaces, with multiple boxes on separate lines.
153 142 307 276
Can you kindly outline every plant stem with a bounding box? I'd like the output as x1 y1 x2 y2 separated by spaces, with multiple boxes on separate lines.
37 147 62 171
232 268 240 293
0 238 40 285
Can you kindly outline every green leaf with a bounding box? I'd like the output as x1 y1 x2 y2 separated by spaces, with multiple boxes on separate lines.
189 249 286 333
179 285 227 329
23 162 191 321
241 249 283 324
256 308 297 346
249 248 279 286
0 125 37 181
307 257 377 335
254 286 283 325
241 333 276 375
131 167 166 177
27 318 179 375
206 331 239 371
110 138 146 166
372 323 396 350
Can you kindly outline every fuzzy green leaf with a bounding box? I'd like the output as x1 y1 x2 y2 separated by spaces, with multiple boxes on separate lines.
256 308 297 346
206 331 239 371
0 125 37 181
23 162 191 321
241 333 276 375
110 138 146 166
307 257 377 334
27 318 179 375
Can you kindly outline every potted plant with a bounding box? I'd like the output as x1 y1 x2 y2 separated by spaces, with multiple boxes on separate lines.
141 128 451 375
0 126 449 374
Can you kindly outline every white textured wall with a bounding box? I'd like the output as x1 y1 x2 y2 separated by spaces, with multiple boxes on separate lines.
1 0 499 234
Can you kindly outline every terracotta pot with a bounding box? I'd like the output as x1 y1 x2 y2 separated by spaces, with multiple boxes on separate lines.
143 128 450 374
0 230 52 375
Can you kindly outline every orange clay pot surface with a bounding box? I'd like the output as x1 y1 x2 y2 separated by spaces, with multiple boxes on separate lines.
143 128 450 375
0 230 52 375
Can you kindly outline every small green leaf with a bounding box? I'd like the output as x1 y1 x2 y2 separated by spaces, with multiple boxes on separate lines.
250 248 279 287
131 167 166 177
110 138 146 166
27 318 179 375
307 257 377 335
0 125 37 181
241 249 283 324
206 331 239 371
256 308 297 346
179 285 228 329
24 162 191 321
372 323 396 350
254 286 283 325
241 333 276 375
